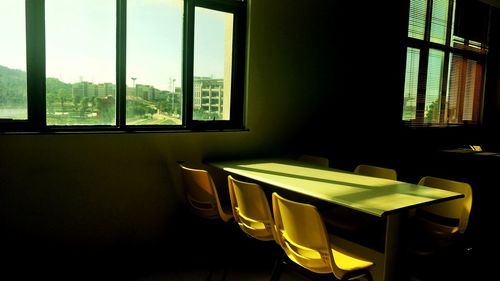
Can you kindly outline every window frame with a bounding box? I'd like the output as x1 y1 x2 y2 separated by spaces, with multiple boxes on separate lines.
0 0 247 133
185 0 246 131
402 0 489 127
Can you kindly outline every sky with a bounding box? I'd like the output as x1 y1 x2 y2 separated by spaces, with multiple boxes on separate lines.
1 0 229 92
0 0 26 71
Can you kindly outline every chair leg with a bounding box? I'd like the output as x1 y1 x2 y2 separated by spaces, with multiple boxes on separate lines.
269 252 286 281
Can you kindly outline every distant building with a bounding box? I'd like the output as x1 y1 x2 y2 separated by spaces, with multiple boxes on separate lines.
72 81 91 99
97 83 116 98
72 82 115 99
193 77 224 117
136 84 156 100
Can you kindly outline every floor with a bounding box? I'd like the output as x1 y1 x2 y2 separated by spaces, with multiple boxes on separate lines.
132 218 317 281
135 265 312 281
7 215 478 281
126 216 481 281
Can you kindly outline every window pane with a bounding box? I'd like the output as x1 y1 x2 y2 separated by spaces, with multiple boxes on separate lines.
462 59 482 121
403 48 420 121
447 54 483 123
193 7 234 121
45 0 116 126
408 0 428 40
425 49 445 124
0 0 27 120
430 0 449 44
127 0 183 125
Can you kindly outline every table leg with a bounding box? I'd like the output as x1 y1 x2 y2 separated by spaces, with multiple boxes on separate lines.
382 213 401 281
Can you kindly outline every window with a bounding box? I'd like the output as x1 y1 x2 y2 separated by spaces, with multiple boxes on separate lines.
402 0 489 127
126 0 183 126
45 0 116 126
0 0 27 121
193 7 233 121
0 0 246 132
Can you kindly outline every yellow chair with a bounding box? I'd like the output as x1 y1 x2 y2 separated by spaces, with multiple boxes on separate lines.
272 192 374 281
179 163 233 281
322 164 397 247
402 176 473 280
406 176 472 253
179 163 233 222
415 176 472 236
227 175 286 280
297 154 329 167
354 164 397 180
227 175 277 242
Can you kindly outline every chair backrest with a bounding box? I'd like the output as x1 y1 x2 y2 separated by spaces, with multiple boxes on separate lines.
272 192 376 280
354 164 397 180
227 175 277 242
272 192 336 275
179 163 232 222
297 154 329 167
417 176 473 234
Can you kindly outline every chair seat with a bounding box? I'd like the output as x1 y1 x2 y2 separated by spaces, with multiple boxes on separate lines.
404 216 462 257
332 248 374 271
236 213 275 241
282 234 374 275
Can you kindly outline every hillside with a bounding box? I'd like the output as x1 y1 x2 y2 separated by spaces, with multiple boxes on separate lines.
0 65 27 107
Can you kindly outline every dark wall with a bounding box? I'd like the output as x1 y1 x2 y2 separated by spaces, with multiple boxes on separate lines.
291 1 409 170
482 8 500 143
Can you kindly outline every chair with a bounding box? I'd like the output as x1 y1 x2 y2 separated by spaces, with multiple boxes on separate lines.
354 164 397 180
415 176 472 236
402 176 473 280
322 164 397 249
179 163 233 280
179 163 233 222
227 175 277 242
227 175 287 280
297 154 329 167
272 192 374 281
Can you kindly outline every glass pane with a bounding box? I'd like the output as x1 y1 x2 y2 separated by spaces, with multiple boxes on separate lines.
447 55 483 124
462 59 481 121
45 0 116 126
430 0 449 44
193 7 234 121
408 0 428 40
403 48 420 121
447 54 462 123
127 0 183 125
424 49 445 124
0 0 27 120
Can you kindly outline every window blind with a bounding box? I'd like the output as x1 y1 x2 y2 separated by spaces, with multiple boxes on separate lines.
430 0 450 45
403 47 421 121
424 49 445 124
408 0 428 40
403 0 489 127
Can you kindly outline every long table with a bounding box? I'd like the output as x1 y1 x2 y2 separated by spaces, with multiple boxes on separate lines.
208 158 464 281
